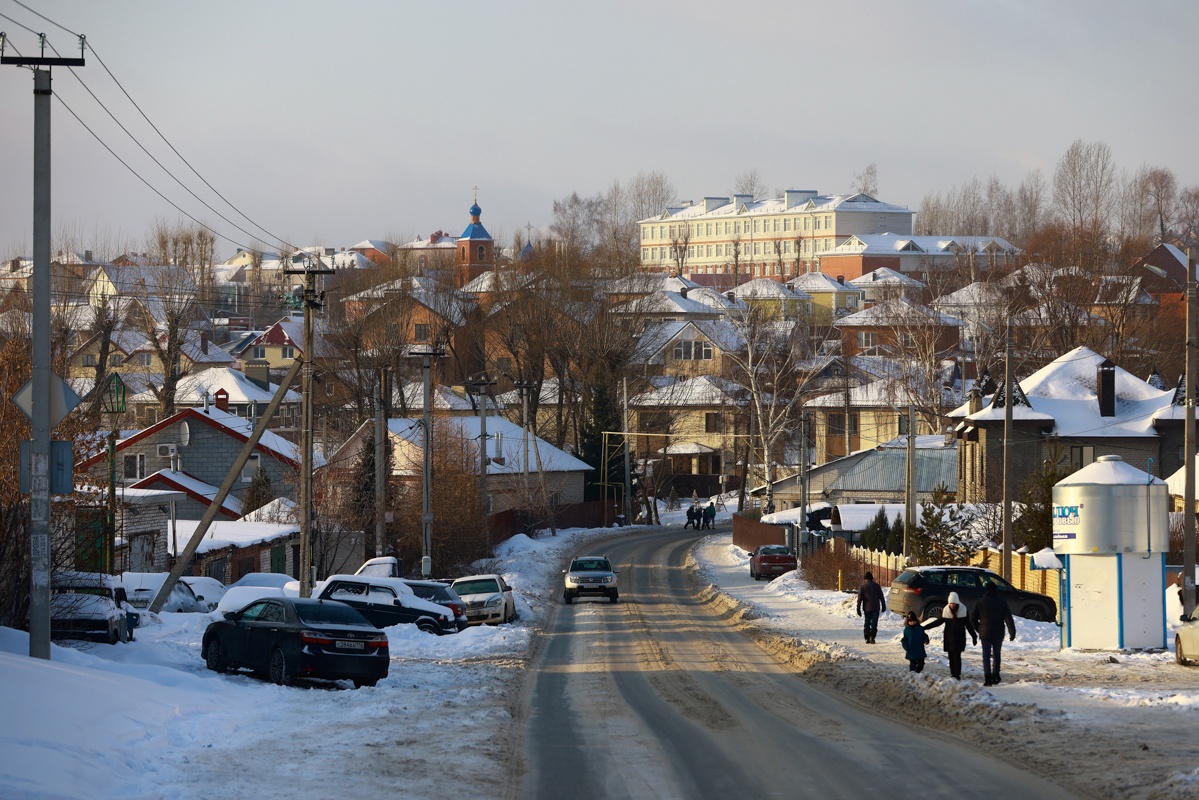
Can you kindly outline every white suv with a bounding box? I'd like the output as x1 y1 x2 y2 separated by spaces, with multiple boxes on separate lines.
563 556 619 604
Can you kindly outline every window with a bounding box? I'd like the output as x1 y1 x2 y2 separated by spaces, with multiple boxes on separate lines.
325 380 335 397
706 223 712 236
138 353 153 367
753 220 760 233
687 246 694 258
669 226 676 237
82 353 97 367
1070 446 1095 471
123 453 145 480
252 346 266 360
754 243 761 255
773 219 780 232
109 354 124 367
642 248 648 260
281 346 295 359
898 332 914 348
640 411 671 433
804 218 810 231
672 340 713 360
414 324 430 342
478 245 485 261
705 412 723 433
824 215 832 228
706 245 712 257
716 245 723 257
784 219 791 232
724 222 730 234
857 331 878 348
242 454 260 484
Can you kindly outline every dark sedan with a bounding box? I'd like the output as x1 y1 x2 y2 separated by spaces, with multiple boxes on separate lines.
202 597 389 688
889 566 1058 623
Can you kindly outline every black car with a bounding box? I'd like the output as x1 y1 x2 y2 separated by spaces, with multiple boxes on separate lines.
402 579 469 631
202 597 389 688
888 566 1057 623
315 576 458 635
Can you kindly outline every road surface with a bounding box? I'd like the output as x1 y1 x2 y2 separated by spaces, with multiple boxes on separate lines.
519 526 1075 800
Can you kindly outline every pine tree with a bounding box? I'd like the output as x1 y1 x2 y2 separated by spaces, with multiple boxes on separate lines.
863 507 890 551
242 467 273 515
578 375 622 503
886 512 905 555
913 482 977 565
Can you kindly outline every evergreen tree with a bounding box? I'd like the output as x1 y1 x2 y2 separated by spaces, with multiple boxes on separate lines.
886 512 904 555
578 374 622 502
242 467 273 516
913 482 978 565
863 507 890 551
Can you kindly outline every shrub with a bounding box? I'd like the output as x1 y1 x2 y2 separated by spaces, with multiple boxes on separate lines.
800 543 863 591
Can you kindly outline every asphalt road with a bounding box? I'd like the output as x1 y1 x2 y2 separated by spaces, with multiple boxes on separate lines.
518 525 1076 800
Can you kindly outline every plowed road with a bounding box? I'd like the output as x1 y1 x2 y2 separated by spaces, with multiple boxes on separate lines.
519 526 1074 800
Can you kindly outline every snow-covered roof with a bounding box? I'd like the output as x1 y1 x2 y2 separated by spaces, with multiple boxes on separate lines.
935 281 1006 308
385 416 591 474
850 267 925 287
629 375 748 407
732 279 809 301
168 518 298 556
129 469 244 516
394 381 475 412
638 192 913 225
1057 455 1164 486
834 298 964 328
612 290 720 316
351 239 393 253
788 272 858 295
128 367 300 406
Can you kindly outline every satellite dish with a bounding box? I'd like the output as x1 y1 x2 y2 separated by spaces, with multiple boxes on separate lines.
180 421 190 446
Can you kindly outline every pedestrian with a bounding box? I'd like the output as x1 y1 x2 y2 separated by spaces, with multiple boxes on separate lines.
683 505 696 529
922 591 977 679
900 612 929 673
970 582 1016 686
703 501 716 530
855 571 886 643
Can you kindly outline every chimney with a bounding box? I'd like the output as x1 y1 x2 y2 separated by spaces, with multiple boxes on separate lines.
9 258 18 273
733 193 754 208
784 189 817 209
679 286 689 299
214 388 229 412
837 275 846 286
84 249 93 262
968 387 983 415
1096 358 1116 417
703 197 728 213
244 358 271 391
200 331 209 355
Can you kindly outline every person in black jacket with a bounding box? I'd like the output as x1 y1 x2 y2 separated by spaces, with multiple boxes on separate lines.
970 582 1016 686
923 591 977 679
856 571 886 643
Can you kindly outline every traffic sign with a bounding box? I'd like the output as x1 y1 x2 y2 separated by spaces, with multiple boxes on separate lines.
12 373 81 428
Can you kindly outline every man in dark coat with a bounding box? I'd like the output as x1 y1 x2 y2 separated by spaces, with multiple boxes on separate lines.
970 582 1016 686
856 571 886 643
923 591 977 679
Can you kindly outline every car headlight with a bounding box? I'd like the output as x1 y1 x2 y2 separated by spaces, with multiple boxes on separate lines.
485 596 503 607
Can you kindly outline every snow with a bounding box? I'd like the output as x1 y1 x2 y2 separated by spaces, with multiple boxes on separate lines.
5 515 1198 799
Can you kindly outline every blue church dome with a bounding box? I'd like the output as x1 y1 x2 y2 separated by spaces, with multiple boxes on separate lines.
469 202 482 217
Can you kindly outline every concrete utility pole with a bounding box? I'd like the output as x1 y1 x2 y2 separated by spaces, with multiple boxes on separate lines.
409 348 444 579
905 404 915 561
4 38 86 660
622 376 633 525
513 380 536 509
469 375 496 522
284 257 332 597
374 369 386 560
1186 248 1197 617
1001 316 1014 581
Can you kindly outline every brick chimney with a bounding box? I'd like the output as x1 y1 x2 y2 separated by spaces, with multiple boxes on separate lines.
1097 359 1116 417
200 331 209 355
244 358 270 391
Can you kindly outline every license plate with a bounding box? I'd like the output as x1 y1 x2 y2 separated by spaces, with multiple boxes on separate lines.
335 640 365 650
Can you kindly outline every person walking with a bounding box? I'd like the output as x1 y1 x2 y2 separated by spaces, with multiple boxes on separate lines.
703 501 716 530
683 504 696 529
923 591 977 679
900 612 929 673
855 571 886 643
970 582 1016 686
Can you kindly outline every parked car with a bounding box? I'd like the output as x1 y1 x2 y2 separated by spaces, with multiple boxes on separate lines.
50 571 134 643
402 579 469 631
216 585 288 616
228 572 294 590
355 556 403 578
202 596 388 687
749 545 797 581
122 572 206 613
315 576 457 635
888 566 1058 623
1178 605 1199 666
562 556 619 605
180 576 227 612
451 574 518 623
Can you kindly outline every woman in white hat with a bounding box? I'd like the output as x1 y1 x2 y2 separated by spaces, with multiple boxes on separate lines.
922 591 978 679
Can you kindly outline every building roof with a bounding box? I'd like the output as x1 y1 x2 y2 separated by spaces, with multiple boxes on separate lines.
638 192 914 224
167 518 299 556
788 272 858 295
128 367 300 406
821 441 958 496
383 415 591 474
850 267 926 288
129 469 244 518
732 278 810 301
834 298 964 328
629 375 748 407
612 290 720 316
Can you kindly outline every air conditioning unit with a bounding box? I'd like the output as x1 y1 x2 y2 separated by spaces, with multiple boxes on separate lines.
157 443 178 458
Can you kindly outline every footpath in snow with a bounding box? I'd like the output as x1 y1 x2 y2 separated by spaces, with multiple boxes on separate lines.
691 532 1199 800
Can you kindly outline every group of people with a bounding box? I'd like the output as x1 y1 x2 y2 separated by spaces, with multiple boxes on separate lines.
683 501 717 530
857 572 1016 685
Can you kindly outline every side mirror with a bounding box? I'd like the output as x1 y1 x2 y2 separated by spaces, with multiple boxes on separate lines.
1183 614 1190 623
561 569 567 574
613 570 620 575
223 611 237 621
195 595 205 602
394 598 404 607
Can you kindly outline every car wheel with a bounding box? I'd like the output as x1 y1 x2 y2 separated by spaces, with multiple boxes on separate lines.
268 648 293 686
1178 635 1191 666
353 678 378 688
609 592 619 604
417 619 440 635
922 602 945 621
564 591 573 605
108 626 119 645
205 638 228 674
1020 604 1049 622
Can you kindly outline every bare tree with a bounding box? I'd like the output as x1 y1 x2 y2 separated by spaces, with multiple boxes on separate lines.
1143 167 1178 242
853 163 878 196
627 170 676 223
1052 139 1118 272
733 169 767 200
669 222 692 277
1177 185 1199 239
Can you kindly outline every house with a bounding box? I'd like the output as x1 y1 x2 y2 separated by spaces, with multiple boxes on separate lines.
833 298 964 359
951 346 1177 504
787 271 862 325
628 375 752 496
124 365 302 438
629 319 746 381
849 267 926 306
819 234 1018 283
333 414 592 516
730 279 811 320
76 405 318 505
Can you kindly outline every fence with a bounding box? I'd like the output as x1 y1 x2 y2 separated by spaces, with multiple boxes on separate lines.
487 500 609 546
732 513 787 552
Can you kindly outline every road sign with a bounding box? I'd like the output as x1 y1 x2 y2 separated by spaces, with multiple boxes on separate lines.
12 372 81 428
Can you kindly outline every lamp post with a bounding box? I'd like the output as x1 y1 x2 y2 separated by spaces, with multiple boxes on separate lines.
408 346 445 578
468 373 496 523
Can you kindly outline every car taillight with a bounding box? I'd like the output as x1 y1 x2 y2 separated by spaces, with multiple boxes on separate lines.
367 634 388 649
910 587 922 594
301 630 333 645
449 603 464 617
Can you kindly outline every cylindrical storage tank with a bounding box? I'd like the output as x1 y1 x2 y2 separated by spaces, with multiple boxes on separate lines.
1052 455 1169 555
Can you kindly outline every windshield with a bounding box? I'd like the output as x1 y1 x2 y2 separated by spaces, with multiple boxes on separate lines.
295 602 371 627
454 579 500 595
759 546 789 556
570 559 611 572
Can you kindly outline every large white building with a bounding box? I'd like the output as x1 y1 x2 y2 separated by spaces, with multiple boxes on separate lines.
638 190 915 282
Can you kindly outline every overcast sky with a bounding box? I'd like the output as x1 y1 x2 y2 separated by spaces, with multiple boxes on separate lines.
2 0 1197 261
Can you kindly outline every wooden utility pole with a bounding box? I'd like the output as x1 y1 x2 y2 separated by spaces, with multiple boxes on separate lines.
905 404 915 561
1001 316 1014 581
374 369 386 560
1186 248 1197 617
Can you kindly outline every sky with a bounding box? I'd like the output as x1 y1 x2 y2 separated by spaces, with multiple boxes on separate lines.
2 0 1198 262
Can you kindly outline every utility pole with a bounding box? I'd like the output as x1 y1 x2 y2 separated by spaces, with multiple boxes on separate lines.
800 412 809 551
469 374 496 524
4 37 86 660
409 348 444 578
513 380 536 510
622 376 633 525
1186 247 1197 617
905 404 915 562
1001 316 1014 581
284 257 332 597
374 368 386 560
